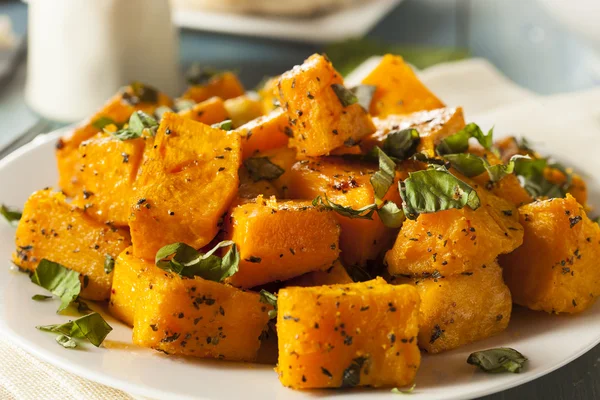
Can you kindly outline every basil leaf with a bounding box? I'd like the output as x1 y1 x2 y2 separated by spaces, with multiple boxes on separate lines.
103 254 115 275
467 347 527 373
1 204 22 224
411 153 448 166
382 129 420 161
32 294 52 301
123 82 159 105
331 84 358 107
400 165 480 220
91 116 117 130
211 120 233 131
74 299 93 315
244 157 285 182
513 157 566 198
37 312 113 348
391 383 416 394
485 154 528 182
30 259 81 313
174 99 195 112
443 153 487 177
312 195 377 220
370 147 396 205
155 241 240 282
259 289 278 320
56 334 77 348
377 200 405 228
436 123 493 155
185 64 220 85
350 84 376 111
111 111 158 140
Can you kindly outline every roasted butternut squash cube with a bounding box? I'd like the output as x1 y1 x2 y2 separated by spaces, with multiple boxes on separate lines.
235 107 291 160
238 166 280 199
284 260 353 287
545 168 588 207
133 274 272 361
361 54 444 117
225 196 340 288
277 278 420 389
224 94 264 128
70 133 148 226
181 72 245 103
109 247 165 326
361 107 465 157
57 85 172 197
257 76 280 114
385 181 523 276
391 262 511 354
13 189 131 301
500 195 600 313
275 54 375 156
249 146 297 198
178 96 229 125
129 113 241 261
288 158 405 267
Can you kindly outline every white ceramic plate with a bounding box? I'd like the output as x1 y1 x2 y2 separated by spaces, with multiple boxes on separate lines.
2 59 600 398
172 0 402 43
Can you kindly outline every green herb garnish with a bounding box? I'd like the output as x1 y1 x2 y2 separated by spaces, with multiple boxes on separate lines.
37 312 113 348
350 84 376 111
0 204 22 224
436 123 494 155
104 254 115 274
377 200 405 228
123 82 159 105
259 289 278 320
91 116 118 130
467 347 527 373
244 157 285 182
30 259 81 313
185 64 221 86
211 120 233 131
370 147 396 205
331 84 358 107
31 294 52 301
111 111 158 140
312 195 377 220
400 165 480 220
382 129 420 161
155 241 239 282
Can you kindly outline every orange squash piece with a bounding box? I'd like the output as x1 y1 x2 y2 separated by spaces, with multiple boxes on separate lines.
545 168 588 207
224 94 264 128
129 112 241 261
277 278 420 389
361 107 466 157
181 72 245 103
133 273 272 361
284 260 353 287
178 96 229 125
361 54 444 117
275 54 375 156
13 189 131 301
108 246 166 326
257 75 280 114
288 158 405 267
224 196 340 288
391 261 511 354
500 195 600 313
70 133 148 226
235 107 291 160
56 85 172 197
385 180 523 277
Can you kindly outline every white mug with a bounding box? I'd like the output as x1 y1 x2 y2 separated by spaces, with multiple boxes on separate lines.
25 0 181 122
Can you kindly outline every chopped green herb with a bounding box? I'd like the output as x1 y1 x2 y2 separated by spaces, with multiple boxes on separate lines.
436 123 494 155
123 82 159 105
467 347 527 373
185 64 221 85
155 241 239 282
259 289 278 320
312 195 377 220
244 157 285 182
0 204 22 224
32 294 52 301
211 120 233 131
37 312 113 348
91 116 118 130
382 128 420 161
377 200 405 228
400 165 480 220
111 111 158 140
56 334 77 348
331 83 358 107
370 147 396 205
104 254 115 274
30 259 81 313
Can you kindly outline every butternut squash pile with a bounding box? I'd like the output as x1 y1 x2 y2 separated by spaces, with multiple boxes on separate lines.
9 53 600 390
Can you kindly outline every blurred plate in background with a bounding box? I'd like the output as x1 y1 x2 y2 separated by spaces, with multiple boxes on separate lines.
171 0 402 43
